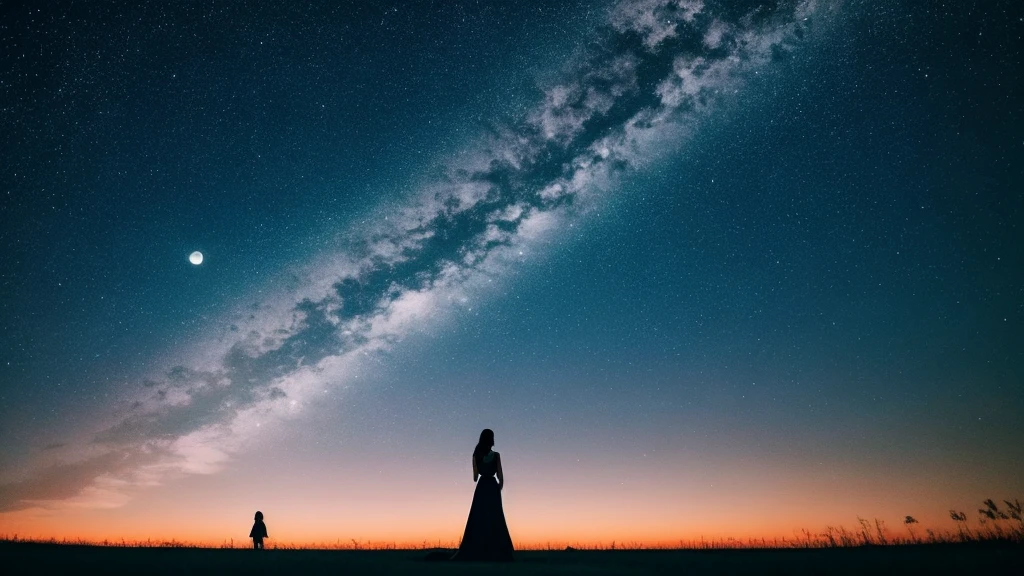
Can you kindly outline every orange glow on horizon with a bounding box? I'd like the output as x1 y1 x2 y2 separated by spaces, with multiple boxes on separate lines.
3 431 1019 552
0 502 991 550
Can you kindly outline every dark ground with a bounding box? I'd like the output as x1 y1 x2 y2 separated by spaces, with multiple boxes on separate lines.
2 541 1021 575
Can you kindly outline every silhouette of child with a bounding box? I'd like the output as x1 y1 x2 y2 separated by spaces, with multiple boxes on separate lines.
249 510 269 550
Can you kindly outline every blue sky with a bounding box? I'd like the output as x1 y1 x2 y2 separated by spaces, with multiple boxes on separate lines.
1 0 1021 543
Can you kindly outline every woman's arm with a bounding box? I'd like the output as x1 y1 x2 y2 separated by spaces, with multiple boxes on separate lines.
496 454 505 490
472 455 479 481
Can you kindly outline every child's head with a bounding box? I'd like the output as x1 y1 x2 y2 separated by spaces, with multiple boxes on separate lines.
254 510 264 521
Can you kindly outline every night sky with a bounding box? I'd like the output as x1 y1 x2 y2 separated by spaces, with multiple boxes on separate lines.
1 0 1022 546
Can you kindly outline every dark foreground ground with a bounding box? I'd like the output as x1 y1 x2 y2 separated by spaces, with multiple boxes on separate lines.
2 541 1021 575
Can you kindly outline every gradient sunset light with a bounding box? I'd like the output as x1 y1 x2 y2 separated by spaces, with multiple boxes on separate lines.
1 0 1021 548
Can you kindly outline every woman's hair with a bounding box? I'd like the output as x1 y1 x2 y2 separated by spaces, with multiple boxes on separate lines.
254 511 264 521
473 428 495 465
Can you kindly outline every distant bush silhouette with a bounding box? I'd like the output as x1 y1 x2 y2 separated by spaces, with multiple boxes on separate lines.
975 499 1024 542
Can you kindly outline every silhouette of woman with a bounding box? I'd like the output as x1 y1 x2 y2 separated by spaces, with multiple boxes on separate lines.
249 510 269 550
451 429 514 562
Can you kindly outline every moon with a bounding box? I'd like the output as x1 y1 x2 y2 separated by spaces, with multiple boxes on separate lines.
189 251 203 265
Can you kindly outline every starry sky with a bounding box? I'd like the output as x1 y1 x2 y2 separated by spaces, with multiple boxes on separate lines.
1 0 1021 546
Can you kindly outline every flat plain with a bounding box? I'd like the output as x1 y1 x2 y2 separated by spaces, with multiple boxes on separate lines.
2 541 1021 575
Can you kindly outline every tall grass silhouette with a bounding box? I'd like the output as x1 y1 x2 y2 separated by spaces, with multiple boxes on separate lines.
2 498 1021 550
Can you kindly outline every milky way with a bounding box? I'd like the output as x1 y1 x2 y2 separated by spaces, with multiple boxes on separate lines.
0 0 835 512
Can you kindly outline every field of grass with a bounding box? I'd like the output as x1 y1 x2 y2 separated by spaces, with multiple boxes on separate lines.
4 500 1020 573
2 540 1022 575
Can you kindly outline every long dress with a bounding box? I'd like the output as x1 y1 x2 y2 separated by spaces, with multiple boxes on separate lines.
452 450 514 562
